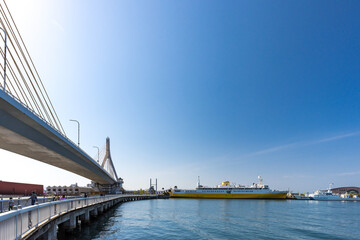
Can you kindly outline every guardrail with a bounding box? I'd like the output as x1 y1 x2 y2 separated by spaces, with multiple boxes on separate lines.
1 89 67 142
0 196 80 213
0 195 123 240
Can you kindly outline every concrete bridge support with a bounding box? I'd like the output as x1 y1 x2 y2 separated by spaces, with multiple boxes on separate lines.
79 209 90 223
47 223 57 240
90 207 98 217
61 214 77 231
98 205 104 214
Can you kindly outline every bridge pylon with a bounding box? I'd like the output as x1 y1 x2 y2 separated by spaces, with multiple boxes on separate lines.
92 137 123 194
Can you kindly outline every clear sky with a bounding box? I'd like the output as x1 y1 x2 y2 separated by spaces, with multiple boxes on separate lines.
1 0 360 193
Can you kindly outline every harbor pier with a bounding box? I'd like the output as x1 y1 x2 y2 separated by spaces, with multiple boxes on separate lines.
0 194 160 240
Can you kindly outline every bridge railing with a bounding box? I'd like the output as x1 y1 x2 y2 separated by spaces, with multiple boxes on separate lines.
0 196 81 213
1 89 68 144
0 195 121 240
1 90 106 169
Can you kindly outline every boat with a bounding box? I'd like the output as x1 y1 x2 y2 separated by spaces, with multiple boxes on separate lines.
309 190 342 201
170 176 288 199
292 193 311 200
309 184 343 201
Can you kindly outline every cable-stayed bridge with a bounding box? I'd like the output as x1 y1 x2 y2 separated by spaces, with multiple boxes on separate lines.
0 1 122 193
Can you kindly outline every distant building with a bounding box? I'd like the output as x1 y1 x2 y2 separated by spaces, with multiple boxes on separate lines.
0 180 43 195
46 183 93 195
331 187 360 195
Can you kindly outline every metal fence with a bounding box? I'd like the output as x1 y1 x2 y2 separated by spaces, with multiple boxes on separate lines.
0 195 122 240
0 196 81 213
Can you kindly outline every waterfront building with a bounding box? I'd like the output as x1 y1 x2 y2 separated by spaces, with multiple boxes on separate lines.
0 180 43 195
46 183 93 195
331 187 360 195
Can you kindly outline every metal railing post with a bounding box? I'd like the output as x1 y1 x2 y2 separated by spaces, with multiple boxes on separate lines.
37 205 39 227
21 212 23 237
15 214 18 239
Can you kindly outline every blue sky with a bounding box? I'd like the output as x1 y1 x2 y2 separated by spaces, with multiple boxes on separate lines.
1 0 360 192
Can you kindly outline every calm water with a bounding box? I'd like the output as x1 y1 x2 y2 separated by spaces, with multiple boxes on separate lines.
58 199 360 240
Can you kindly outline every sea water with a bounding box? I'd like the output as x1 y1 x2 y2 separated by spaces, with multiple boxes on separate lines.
58 199 360 240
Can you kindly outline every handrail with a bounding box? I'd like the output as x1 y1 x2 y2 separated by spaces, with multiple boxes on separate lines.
1 88 80 151
0 196 108 222
0 195 145 239
1 88 67 139
0 196 78 213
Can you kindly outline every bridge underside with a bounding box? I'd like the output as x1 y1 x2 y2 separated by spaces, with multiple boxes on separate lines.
0 91 116 185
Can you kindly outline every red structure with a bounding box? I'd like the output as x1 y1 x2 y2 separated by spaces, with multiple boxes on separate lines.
331 187 360 195
0 180 43 195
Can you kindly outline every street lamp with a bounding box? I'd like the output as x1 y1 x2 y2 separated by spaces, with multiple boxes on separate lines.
69 119 80 147
93 146 100 163
0 27 7 92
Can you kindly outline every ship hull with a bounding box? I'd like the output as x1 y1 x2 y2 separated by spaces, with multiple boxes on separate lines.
170 192 287 199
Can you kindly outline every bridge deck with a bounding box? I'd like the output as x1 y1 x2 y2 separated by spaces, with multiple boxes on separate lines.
0 91 116 184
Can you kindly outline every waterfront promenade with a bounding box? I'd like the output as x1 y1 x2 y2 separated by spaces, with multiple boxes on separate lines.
0 194 159 240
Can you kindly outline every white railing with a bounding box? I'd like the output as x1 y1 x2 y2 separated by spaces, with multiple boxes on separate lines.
0 89 67 140
0 195 122 240
0 196 80 213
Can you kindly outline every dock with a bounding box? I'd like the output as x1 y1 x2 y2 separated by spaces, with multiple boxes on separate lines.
0 194 165 240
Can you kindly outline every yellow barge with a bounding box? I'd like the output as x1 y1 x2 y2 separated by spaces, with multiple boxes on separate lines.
170 176 287 199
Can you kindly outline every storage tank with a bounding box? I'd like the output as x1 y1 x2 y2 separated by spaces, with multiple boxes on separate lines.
0 180 43 195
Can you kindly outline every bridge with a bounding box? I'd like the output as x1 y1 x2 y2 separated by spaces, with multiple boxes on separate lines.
0 1 122 193
0 2 164 240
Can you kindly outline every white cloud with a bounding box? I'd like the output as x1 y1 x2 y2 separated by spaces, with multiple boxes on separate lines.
245 142 299 157
335 171 360 176
309 131 360 145
245 131 360 157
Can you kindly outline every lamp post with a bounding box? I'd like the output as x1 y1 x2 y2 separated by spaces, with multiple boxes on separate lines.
93 146 100 163
0 27 7 92
69 119 80 147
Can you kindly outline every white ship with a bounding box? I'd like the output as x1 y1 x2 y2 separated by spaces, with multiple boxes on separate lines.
309 190 342 201
309 184 345 201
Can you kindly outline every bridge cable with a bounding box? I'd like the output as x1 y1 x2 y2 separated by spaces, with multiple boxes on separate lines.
0 47 33 107
0 24 50 124
2 0 66 135
0 1 66 134
0 16 50 123
0 10 56 128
